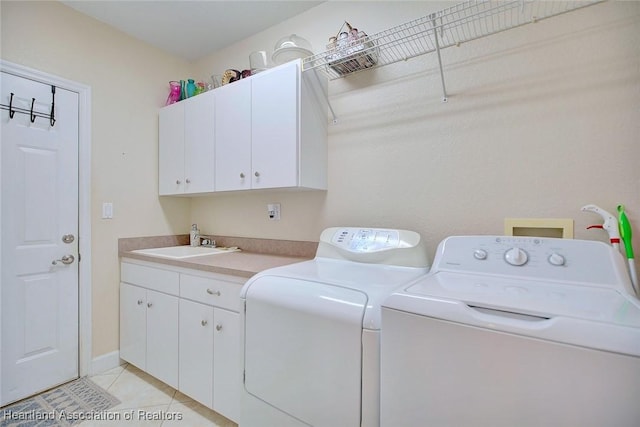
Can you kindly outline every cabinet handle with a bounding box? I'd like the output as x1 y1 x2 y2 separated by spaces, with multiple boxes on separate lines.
206 289 221 296
254 171 260 177
186 178 191 184
216 324 222 331
176 179 181 185
137 299 144 305
147 302 153 308
201 320 208 326
239 173 245 179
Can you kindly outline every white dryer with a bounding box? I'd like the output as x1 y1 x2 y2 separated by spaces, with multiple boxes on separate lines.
381 236 640 427
239 227 430 427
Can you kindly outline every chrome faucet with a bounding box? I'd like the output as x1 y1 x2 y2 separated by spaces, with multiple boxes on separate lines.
199 236 217 248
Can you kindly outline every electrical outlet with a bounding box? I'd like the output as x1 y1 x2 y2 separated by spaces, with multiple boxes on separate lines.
267 203 281 221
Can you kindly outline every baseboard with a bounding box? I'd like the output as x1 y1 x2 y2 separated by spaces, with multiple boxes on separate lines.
89 350 122 376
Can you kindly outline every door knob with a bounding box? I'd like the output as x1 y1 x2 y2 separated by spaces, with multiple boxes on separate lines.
52 254 75 265
216 324 222 331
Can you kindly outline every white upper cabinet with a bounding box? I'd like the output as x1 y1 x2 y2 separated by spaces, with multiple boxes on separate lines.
214 78 252 192
159 91 215 195
158 102 185 195
159 60 328 195
251 61 300 189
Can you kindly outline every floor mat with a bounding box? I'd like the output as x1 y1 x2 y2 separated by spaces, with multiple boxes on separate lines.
0 377 121 426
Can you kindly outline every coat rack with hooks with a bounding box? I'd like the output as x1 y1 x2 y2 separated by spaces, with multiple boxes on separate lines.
0 85 56 126
303 0 604 121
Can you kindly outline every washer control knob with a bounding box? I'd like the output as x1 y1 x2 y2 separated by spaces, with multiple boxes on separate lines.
504 247 528 266
473 249 488 260
548 253 566 266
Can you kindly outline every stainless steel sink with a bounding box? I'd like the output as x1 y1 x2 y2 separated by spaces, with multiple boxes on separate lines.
131 245 239 259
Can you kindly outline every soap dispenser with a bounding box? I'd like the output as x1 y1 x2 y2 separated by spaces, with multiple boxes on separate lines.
190 224 200 247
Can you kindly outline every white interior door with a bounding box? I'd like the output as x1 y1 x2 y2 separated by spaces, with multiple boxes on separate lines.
1 71 79 406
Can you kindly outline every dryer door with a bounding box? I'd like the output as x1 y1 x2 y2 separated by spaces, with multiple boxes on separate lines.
244 276 367 427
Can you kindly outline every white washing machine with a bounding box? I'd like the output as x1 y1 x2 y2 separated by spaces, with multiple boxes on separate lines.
239 227 430 427
381 235 640 427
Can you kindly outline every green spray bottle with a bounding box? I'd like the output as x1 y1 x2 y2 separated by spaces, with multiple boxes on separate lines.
618 204 638 295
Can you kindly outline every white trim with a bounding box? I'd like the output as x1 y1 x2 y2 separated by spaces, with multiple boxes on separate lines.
0 60 92 379
90 351 122 376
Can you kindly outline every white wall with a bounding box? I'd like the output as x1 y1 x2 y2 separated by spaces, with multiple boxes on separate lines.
1 1 638 359
191 1 640 265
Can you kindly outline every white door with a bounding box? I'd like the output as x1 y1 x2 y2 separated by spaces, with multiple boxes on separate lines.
1 71 79 406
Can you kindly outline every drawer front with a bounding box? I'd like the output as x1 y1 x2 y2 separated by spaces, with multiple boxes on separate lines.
180 274 242 312
121 262 179 296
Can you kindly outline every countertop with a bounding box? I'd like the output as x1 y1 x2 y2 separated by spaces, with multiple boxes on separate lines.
118 234 317 279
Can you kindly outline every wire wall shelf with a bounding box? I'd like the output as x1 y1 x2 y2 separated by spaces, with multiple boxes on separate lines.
303 0 604 106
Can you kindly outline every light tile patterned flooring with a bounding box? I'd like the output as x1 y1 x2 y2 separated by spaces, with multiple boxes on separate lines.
82 363 237 427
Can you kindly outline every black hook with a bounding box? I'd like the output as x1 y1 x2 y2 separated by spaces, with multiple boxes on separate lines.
8 93 15 118
50 86 56 127
30 98 36 123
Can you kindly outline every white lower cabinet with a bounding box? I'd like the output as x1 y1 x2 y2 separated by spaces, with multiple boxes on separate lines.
179 299 214 407
120 259 243 423
120 264 179 389
212 307 240 420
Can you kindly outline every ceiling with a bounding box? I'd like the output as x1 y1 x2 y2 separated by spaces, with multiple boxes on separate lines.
61 1 324 61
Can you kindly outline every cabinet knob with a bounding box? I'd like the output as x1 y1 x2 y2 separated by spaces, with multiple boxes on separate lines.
206 288 221 296
240 173 245 179
176 179 181 185
147 302 153 308
137 299 144 305
216 324 222 331
186 178 191 184
201 320 208 326
254 171 260 177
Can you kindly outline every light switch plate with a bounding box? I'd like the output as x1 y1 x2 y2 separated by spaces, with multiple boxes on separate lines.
102 202 113 219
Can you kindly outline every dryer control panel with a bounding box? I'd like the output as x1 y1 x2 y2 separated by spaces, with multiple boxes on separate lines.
331 228 401 252
316 227 430 268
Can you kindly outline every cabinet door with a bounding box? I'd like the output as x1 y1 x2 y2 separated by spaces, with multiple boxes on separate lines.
179 299 214 408
158 102 185 195
184 92 215 194
146 290 179 389
119 283 147 370
251 62 299 189
215 79 251 191
213 308 240 422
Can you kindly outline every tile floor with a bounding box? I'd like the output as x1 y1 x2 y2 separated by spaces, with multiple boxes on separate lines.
82 363 237 427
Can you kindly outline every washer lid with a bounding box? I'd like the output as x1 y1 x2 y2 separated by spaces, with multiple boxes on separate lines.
403 272 640 327
384 272 640 356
